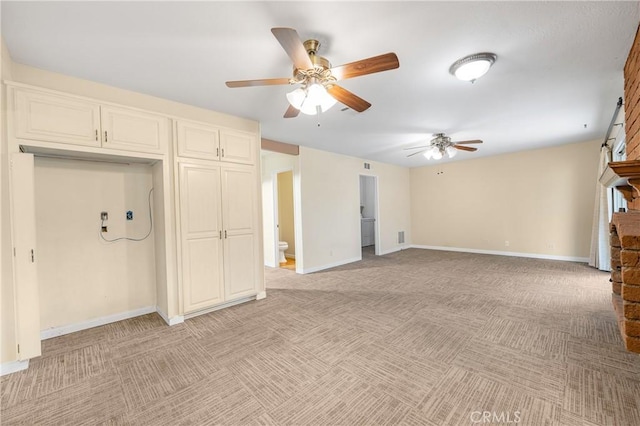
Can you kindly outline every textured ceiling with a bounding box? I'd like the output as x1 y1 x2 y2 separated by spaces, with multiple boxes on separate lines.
2 1 639 166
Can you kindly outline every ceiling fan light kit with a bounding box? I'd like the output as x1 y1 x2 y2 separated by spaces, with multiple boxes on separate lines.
449 52 497 82
225 27 399 118
407 133 483 160
286 81 337 115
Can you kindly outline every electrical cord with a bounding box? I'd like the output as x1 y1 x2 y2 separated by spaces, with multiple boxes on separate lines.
99 188 154 243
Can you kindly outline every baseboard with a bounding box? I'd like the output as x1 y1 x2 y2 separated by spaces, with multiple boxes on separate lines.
184 295 257 320
0 360 29 376
285 253 295 259
302 256 362 274
256 291 267 300
410 245 589 263
156 308 184 326
377 246 405 256
40 306 156 340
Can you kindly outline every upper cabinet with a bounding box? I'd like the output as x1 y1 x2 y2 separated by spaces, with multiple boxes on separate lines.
176 119 256 165
101 105 168 153
219 129 257 165
12 87 169 155
15 89 101 148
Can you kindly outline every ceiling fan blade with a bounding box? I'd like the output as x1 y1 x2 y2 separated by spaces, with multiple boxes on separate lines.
330 53 400 80
407 150 426 157
225 77 291 88
453 139 483 145
327 85 371 112
284 104 300 118
403 146 430 150
454 145 478 152
271 27 314 71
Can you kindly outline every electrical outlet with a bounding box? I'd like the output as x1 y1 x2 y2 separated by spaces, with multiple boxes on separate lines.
126 211 133 220
505 240 510 247
101 212 108 221
101 226 108 233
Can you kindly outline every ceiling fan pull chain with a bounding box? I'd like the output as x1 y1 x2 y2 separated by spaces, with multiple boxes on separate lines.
316 105 322 127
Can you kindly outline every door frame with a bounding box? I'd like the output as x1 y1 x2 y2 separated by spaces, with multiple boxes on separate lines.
359 174 381 256
271 167 301 272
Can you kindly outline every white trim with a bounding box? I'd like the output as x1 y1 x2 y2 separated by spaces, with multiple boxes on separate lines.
0 360 29 376
156 308 184 326
40 306 156 340
378 246 405 256
256 291 267 300
302 256 362 274
184 295 257 319
410 245 589 263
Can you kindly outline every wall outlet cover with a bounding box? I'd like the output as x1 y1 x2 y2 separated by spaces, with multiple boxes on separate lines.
126 211 133 220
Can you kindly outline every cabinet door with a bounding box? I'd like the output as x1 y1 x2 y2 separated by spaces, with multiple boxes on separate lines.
176 120 220 160
10 154 42 360
14 89 101 147
179 163 224 313
219 129 256 165
101 106 168 154
221 166 258 300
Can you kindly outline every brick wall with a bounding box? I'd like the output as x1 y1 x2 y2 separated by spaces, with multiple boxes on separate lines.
610 212 640 353
625 24 640 210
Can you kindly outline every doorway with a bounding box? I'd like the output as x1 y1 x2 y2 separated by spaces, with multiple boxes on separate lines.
359 175 379 257
275 170 296 270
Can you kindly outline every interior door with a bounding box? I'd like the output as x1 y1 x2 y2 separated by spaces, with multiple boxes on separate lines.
10 153 42 360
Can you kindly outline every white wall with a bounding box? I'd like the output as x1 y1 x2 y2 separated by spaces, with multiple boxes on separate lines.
299 147 411 272
410 139 601 260
34 158 156 330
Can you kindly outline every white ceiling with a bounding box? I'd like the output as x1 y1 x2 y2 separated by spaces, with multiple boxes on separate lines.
2 1 639 167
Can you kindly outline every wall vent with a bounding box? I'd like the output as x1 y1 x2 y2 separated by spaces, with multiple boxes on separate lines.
398 231 405 244
364 162 371 170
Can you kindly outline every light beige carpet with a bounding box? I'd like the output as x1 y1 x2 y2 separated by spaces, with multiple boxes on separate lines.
2 248 640 425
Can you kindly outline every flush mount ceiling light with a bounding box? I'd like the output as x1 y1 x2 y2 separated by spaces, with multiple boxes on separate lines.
449 52 497 82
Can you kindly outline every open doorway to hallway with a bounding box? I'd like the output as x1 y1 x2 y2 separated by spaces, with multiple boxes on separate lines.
359 175 379 258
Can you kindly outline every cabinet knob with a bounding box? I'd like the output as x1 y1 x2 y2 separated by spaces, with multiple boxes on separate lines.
95 130 98 141
104 131 108 142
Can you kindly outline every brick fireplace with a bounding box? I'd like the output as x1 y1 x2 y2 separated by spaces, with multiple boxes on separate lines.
606 22 640 354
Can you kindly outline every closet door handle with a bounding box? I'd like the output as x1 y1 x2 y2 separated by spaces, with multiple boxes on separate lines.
216 147 220 157
221 148 225 157
104 131 108 142
95 130 98 141
219 230 222 239
225 230 227 239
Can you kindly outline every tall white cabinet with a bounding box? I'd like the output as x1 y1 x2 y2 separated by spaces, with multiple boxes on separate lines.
175 119 262 315
5 82 264 364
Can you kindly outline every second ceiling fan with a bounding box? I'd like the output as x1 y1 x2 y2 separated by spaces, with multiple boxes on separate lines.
405 133 483 160
225 27 399 118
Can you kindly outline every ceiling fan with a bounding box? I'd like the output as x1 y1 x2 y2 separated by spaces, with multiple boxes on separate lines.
225 27 399 118
405 133 483 160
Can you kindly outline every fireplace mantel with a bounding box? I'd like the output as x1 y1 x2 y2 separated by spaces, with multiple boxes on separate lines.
600 160 640 203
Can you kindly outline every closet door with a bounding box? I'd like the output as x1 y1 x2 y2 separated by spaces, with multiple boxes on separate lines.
10 153 42 360
221 166 258 300
179 163 224 313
